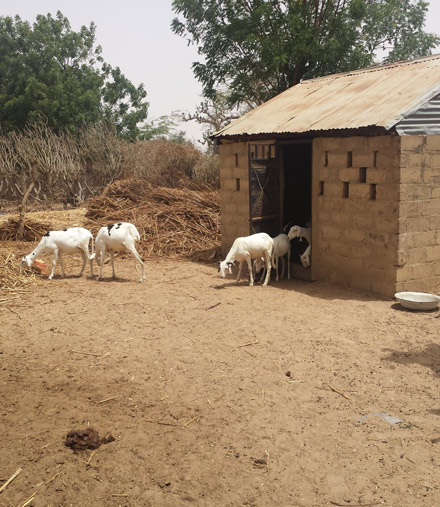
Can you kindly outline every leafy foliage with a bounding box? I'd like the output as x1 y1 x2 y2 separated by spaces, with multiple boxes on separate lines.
0 11 148 139
172 0 439 107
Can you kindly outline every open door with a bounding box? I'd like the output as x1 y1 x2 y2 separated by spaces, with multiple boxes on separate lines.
249 143 279 236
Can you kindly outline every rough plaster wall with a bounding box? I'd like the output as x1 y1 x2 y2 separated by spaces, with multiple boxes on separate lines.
397 136 440 294
312 136 400 296
219 141 250 256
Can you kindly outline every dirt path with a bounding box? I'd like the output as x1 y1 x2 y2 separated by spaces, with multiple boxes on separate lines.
1 254 440 506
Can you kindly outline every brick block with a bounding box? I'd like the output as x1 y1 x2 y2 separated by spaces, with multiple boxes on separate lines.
427 245 440 262
368 136 397 151
349 184 371 199
328 152 349 168
352 153 373 167
403 279 427 292
400 167 423 184
396 265 413 282
400 184 431 201
405 216 430 233
339 168 362 182
412 263 435 279
425 135 440 151
414 231 438 247
365 168 389 184
400 136 426 152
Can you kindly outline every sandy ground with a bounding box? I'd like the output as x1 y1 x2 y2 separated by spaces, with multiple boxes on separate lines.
1 241 440 507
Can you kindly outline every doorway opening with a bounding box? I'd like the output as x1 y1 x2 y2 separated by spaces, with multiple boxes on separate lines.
281 143 312 271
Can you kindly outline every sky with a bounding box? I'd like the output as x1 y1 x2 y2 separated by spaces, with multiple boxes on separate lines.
2 0 440 147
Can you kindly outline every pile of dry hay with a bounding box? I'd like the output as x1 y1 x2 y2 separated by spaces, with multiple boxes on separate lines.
85 178 221 260
0 217 52 242
0 246 39 305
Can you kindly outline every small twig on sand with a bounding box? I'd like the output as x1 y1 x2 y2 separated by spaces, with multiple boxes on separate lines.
238 340 259 348
330 502 381 507
0 467 22 493
145 419 181 427
98 395 120 404
47 364 59 373
112 493 129 497
206 302 221 311
326 384 352 402
4 306 21 318
184 415 202 428
70 349 103 357
273 359 281 371
87 450 97 465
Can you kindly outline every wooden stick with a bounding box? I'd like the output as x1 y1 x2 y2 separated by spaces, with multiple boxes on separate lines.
46 472 60 484
87 450 96 465
145 419 181 427
330 502 380 507
273 359 281 371
112 493 129 497
70 349 103 357
0 467 22 493
47 364 59 373
206 302 221 311
326 384 351 402
238 340 259 348
184 415 202 428
98 395 120 404
207 398 213 408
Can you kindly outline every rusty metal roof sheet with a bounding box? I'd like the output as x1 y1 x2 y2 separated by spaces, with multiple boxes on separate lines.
214 54 440 138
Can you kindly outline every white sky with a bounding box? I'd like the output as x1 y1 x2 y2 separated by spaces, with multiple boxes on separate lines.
2 0 440 146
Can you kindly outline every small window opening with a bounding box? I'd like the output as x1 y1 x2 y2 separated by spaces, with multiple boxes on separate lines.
324 151 329 167
347 151 353 167
359 167 367 183
343 181 349 198
373 151 378 167
319 181 325 195
369 184 377 200
236 178 241 191
235 153 238 167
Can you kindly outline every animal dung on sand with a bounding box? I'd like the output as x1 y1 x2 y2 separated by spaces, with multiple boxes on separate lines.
65 428 115 450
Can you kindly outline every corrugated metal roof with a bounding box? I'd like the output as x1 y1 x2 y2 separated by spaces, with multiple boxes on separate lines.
214 54 440 138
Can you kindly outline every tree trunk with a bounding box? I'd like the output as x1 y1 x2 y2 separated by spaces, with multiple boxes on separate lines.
17 182 35 240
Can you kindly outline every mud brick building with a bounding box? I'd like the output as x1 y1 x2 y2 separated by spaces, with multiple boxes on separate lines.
213 54 440 297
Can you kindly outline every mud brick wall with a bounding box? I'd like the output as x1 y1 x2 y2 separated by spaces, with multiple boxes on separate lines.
397 136 440 294
219 141 251 256
312 136 401 296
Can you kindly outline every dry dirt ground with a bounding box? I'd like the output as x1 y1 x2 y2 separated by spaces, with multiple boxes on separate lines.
1 241 440 507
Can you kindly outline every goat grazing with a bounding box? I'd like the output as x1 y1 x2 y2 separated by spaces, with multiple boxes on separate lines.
287 224 311 269
254 233 291 281
95 222 145 282
300 245 311 268
21 227 95 280
219 232 274 287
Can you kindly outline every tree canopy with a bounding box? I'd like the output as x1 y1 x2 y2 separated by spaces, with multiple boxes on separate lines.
0 11 148 139
172 0 440 107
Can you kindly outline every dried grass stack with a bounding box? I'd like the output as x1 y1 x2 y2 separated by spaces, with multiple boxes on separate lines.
0 217 51 242
86 178 221 259
0 247 38 304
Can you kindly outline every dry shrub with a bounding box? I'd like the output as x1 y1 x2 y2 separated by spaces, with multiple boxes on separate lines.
192 153 219 188
85 178 221 259
123 139 203 186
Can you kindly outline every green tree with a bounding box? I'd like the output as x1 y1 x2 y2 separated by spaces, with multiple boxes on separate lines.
172 0 439 107
0 11 148 139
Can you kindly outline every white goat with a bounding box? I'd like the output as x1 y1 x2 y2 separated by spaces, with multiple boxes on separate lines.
300 245 311 268
287 225 311 269
21 227 95 280
287 225 310 244
95 222 145 282
254 233 291 281
219 232 274 287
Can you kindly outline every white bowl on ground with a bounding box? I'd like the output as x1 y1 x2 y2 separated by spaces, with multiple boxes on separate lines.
395 291 440 311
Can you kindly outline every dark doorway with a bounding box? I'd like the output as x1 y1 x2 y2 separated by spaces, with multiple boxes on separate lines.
281 143 312 268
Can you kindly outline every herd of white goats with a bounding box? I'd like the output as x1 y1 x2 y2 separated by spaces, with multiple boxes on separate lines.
21 222 310 285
